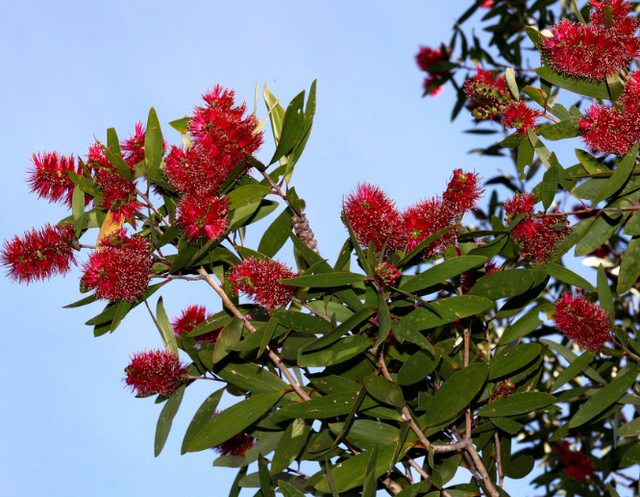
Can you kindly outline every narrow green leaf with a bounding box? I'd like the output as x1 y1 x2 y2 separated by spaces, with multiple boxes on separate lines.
270 90 305 165
517 135 534 176
72 186 85 221
398 255 487 294
391 321 435 354
258 208 292 258
168 116 190 134
535 67 610 99
144 107 163 181
226 184 273 210
470 269 533 300
375 293 391 346
597 264 614 313
550 351 594 393
217 360 289 393
274 392 361 420
618 237 640 294
64 294 98 309
188 390 284 452
402 296 494 331
542 339 606 383
283 272 367 288
363 375 405 409
258 455 276 497
324 456 340 497
618 417 640 437
181 388 224 454
546 263 596 292
271 419 311 473
212 317 244 363
569 366 638 428
362 445 379 497
477 392 556 417
500 305 546 344
607 482 622 497
272 309 333 335
154 384 185 456
156 297 178 354
398 350 442 386
298 335 372 368
575 148 608 174
277 481 306 497
488 344 541 380
592 145 638 205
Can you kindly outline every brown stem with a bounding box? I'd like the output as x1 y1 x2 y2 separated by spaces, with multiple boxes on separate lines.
197 267 311 402
292 296 333 323
466 443 500 497
494 431 504 487
137 188 172 228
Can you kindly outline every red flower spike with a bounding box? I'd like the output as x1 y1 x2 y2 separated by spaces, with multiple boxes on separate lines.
553 441 595 481
576 103 639 156
415 45 449 72
1 223 76 284
81 231 152 302
401 197 459 256
172 304 221 346
342 183 404 254
375 262 402 287
590 0 640 41
176 193 229 242
211 410 256 456
553 293 613 353
501 100 544 136
463 67 512 120
27 151 79 206
443 169 483 213
120 122 148 169
124 350 188 398
228 257 296 311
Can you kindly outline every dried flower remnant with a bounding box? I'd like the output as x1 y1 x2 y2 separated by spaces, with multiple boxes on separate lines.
124 350 188 398
553 293 613 353
1 223 76 284
401 197 459 256
172 304 221 346
375 262 402 287
228 257 297 310
176 193 229 242
81 230 152 302
553 440 595 481
342 183 403 254
211 410 256 456
27 151 79 206
443 169 483 213
463 67 512 120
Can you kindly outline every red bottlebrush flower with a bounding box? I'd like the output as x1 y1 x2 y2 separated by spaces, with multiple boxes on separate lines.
443 169 483 213
541 19 635 81
375 262 402 287
590 0 640 41
504 192 537 219
576 103 639 156
415 45 449 72
120 121 147 168
423 74 445 97
401 197 459 256
81 231 152 302
489 379 516 403
211 410 256 456
553 441 595 481
163 144 226 197
463 67 513 120
553 293 612 352
479 0 493 8
99 175 141 220
228 257 296 310
501 100 544 136
27 151 78 206
172 304 221 346
124 350 188 398
342 183 404 254
1 223 76 284
176 193 229 242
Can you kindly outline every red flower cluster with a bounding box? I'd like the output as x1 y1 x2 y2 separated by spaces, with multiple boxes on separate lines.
553 440 595 481
577 71 640 156
374 262 402 287
504 192 571 263
124 349 188 398
228 257 297 310
1 223 76 283
27 151 79 207
464 67 543 135
81 230 153 302
541 1 640 81
402 198 459 255
553 293 612 352
415 45 450 97
120 121 148 169
176 193 229 242
86 143 142 221
489 379 516 403
172 304 221 347
443 169 483 213
211 410 256 456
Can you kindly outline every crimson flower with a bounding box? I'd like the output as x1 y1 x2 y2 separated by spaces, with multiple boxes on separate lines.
374 262 402 287
176 193 229 242
553 441 595 481
342 183 404 254
172 304 221 346
415 45 450 96
464 67 512 120
27 151 79 206
81 231 152 302
228 257 296 310
401 197 458 256
120 121 147 168
124 350 188 397
501 100 544 136
553 293 612 353
443 169 483 213
576 103 638 156
1 223 76 283
211 410 256 456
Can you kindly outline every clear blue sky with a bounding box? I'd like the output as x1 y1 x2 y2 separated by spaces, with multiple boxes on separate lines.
0 1 547 496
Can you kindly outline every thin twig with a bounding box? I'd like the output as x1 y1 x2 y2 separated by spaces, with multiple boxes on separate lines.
292 296 333 323
137 188 172 227
494 431 504 487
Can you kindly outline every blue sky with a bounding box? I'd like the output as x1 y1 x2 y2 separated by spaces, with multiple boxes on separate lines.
0 1 553 496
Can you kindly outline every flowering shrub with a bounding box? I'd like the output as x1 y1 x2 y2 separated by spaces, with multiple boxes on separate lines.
8 2 640 497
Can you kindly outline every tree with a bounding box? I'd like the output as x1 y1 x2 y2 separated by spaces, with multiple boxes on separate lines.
3 1 640 496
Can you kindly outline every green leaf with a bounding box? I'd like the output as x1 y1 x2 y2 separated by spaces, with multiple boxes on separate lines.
620 442 640 467
187 390 284 452
391 321 435 354
537 119 579 141
258 455 276 497
283 272 368 288
517 135 534 177
154 384 185 457
616 416 640 438
500 305 546 344
329 420 399 450
550 351 594 393
546 263 596 292
72 186 85 221
424 363 489 427
362 445 379 497
226 184 273 210
274 392 362 420
574 208 628 257
398 255 487 294
156 297 178 355
375 293 391 346
576 148 608 174
217 360 289 393
363 375 405 409
402 296 494 331
503 455 535 480
597 264 614 314
270 90 305 165
181 388 224 454
618 236 640 294
542 339 606 383
470 269 533 300
298 335 372 367
63 294 98 309
104 146 133 181
212 317 244 363
144 107 164 181
569 366 638 428
592 145 638 205
258 208 293 258
168 116 190 134
398 350 442 386
477 392 556 417
277 481 306 497
271 309 333 335
488 344 541 380
535 67 610 99
271 418 311 473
